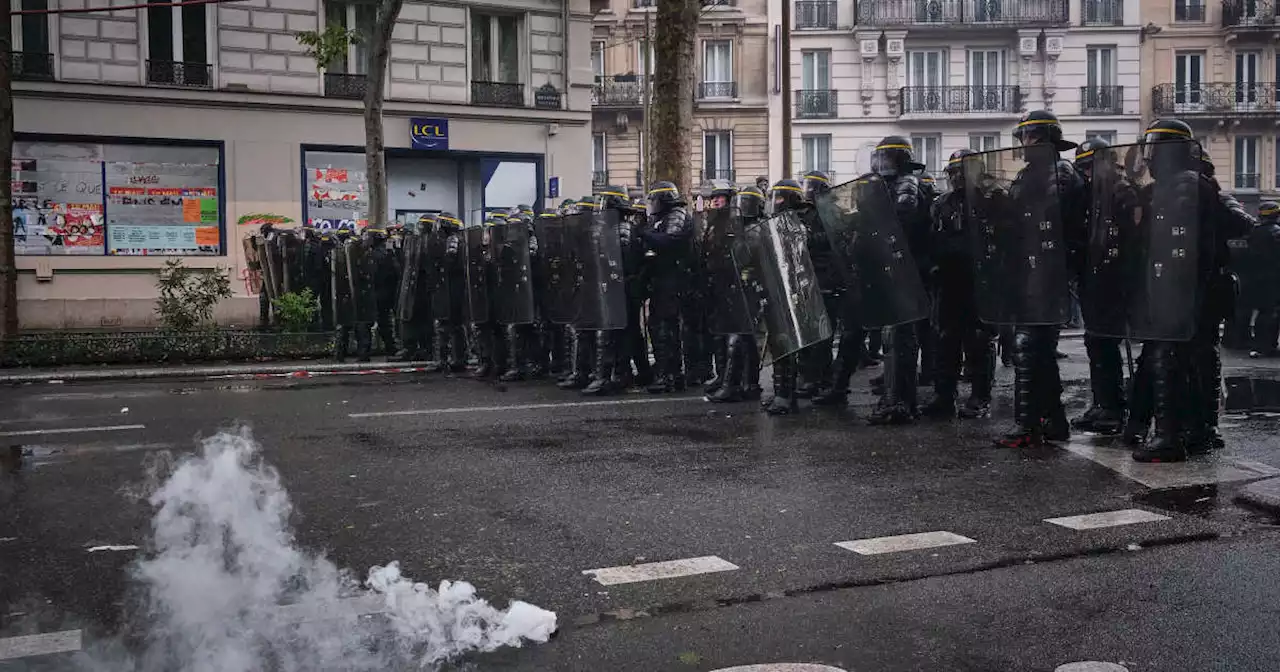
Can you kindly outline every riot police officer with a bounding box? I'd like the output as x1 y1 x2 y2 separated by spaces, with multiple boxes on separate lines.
394 215 435 361
866 136 934 426
301 225 333 331
640 181 695 393
332 228 376 362
425 213 468 373
1247 201 1280 358
707 186 764 403
498 207 542 381
1072 137 1131 434
367 227 401 357
582 187 634 396
623 198 655 387
763 179 809 415
473 212 510 378
923 149 996 419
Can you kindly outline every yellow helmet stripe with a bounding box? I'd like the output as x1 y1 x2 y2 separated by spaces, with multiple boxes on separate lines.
1261 207 1279 216
1075 149 1096 160
805 174 830 184
598 190 628 198
739 191 764 200
438 216 461 226
875 144 913 151
1144 127 1193 137
773 184 804 193
366 228 386 234
647 187 678 195
1016 118 1059 128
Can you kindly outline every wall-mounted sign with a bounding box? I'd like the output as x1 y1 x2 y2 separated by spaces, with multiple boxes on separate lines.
548 176 559 199
410 117 449 151
534 84 561 110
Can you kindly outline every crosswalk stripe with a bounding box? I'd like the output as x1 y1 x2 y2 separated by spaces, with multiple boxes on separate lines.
1044 509 1170 530
0 630 82 661
583 556 739 586
834 531 977 555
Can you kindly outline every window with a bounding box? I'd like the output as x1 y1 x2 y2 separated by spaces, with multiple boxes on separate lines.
1275 138 1280 189
802 135 832 174
967 50 1004 110
969 134 999 153
703 131 733 181
1234 136 1260 189
907 50 946 88
1236 51 1260 109
701 40 734 98
471 12 521 84
1175 51 1205 107
1086 47 1115 89
1174 0 1205 20
591 41 606 80
592 133 607 185
1084 130 1117 145
801 49 831 90
12 0 50 54
910 135 942 174
146 0 211 85
322 1 374 74
636 41 654 75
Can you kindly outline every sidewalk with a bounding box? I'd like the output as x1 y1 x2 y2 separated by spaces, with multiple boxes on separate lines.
0 358 434 384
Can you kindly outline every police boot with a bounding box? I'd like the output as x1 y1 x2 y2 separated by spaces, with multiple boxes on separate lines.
448 326 467 372
704 336 727 395
526 326 548 379
1122 349 1152 445
959 328 995 419
765 355 799 416
558 329 592 389
917 319 936 387
472 324 494 377
1133 345 1187 463
647 322 680 394
924 324 961 418
354 323 373 363
868 333 913 426
869 374 886 397
1185 341 1224 455
423 321 448 372
333 325 350 363
795 345 828 399
812 350 852 406
500 325 526 382
546 324 567 378
583 331 622 396
995 329 1043 448
743 337 763 402
708 335 744 403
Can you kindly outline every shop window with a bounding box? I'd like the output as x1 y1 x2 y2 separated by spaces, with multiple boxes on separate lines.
11 139 224 256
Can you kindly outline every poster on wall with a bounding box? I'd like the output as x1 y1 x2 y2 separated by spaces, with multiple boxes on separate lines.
104 145 222 255
304 151 369 232
8 140 224 257
11 141 107 255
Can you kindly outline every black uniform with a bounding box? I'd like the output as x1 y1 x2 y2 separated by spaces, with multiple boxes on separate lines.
923 149 995 419
500 208 545 381
302 228 334 331
394 217 435 361
473 215 510 378
332 232 376 362
425 214 468 373
1246 203 1280 357
801 172 865 407
368 230 401 357
583 188 634 396
641 182 696 393
557 197 598 390
622 200 655 387
761 179 809 415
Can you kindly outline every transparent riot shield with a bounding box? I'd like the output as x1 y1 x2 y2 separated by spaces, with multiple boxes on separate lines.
828 176 930 329
962 146 1071 326
429 229 459 321
535 214 574 325
703 206 756 335
572 209 627 330
497 221 536 325
260 235 284 302
332 237 375 325
396 232 424 323
736 210 833 362
274 230 303 295
242 235 264 296
463 224 490 324
1082 141 1202 341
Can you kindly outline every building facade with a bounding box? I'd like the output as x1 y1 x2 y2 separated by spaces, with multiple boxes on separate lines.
588 0 771 191
769 0 1143 185
9 0 593 329
1140 0 1280 208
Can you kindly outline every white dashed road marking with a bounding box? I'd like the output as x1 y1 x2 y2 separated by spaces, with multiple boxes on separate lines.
349 396 705 418
711 666 849 672
1055 663 1130 672
583 556 739 586
834 531 977 556
86 545 140 553
0 424 146 438
1062 439 1280 488
0 630 82 661
1044 509 1170 530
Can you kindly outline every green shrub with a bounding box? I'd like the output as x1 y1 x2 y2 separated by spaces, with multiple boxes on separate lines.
272 290 319 332
155 260 233 332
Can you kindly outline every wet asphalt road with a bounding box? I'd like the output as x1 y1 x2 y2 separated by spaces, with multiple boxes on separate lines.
2 338 1280 671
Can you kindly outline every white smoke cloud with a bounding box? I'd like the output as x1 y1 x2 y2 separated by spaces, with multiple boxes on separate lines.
76 428 556 671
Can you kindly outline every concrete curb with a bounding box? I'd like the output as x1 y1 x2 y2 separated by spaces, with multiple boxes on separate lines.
1236 477 1280 515
0 361 435 385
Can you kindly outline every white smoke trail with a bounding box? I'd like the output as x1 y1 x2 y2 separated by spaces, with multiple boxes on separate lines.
76 428 555 671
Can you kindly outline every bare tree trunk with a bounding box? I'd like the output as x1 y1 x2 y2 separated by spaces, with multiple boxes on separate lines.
0 11 18 337
651 0 698 200
363 0 405 230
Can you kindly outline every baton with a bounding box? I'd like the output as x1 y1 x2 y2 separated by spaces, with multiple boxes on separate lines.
1123 338 1134 379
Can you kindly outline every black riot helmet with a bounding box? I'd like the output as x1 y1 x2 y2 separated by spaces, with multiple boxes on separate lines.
1013 109 1077 151
597 185 630 211
704 179 737 209
1259 201 1279 225
416 213 437 235
647 181 681 216
771 178 805 212
802 170 832 201
1074 136 1113 176
736 186 766 221
436 212 462 232
557 198 578 215
1142 119 1198 177
871 136 925 177
576 195 598 214
944 148 976 189
364 227 388 246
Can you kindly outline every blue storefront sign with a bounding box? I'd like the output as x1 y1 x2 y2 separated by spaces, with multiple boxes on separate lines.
548 176 559 199
410 118 448 150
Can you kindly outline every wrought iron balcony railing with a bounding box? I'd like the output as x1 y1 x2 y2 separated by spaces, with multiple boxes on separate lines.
1151 82 1279 115
633 0 654 7
1222 0 1277 26
592 75 649 107
698 81 738 99
702 169 736 183
146 60 212 88
858 0 1068 26
1235 172 1261 189
9 51 55 81
899 85 1020 114
471 81 525 107
1080 85 1124 114
592 170 609 187
796 0 838 28
1082 0 1123 24
701 0 736 6
795 89 838 118
323 72 367 99
1175 1 1207 20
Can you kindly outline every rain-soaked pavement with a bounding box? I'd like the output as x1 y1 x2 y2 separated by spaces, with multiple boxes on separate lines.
1 337 1279 671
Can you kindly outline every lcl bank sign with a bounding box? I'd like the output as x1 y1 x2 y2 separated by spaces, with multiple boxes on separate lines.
410 118 449 150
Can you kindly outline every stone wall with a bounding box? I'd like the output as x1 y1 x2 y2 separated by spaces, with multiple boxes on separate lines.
218 0 322 94
57 0 141 84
